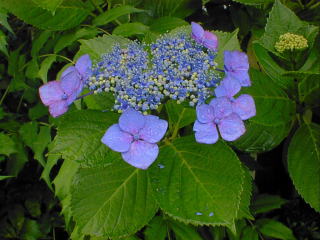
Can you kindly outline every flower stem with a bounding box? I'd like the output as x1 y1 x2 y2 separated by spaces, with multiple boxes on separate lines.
39 54 74 64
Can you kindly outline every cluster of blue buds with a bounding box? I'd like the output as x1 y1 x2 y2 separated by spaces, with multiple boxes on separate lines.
86 30 220 112
150 32 219 106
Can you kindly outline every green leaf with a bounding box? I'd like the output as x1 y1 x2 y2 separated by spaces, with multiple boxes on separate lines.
41 151 60 191
0 8 14 34
240 226 259 240
149 17 188 34
93 5 146 26
231 0 273 5
113 22 149 37
258 0 319 59
298 75 320 105
84 92 115 110
144 216 167 240
38 55 56 83
19 122 38 149
33 126 51 167
53 159 79 230
71 161 158 238
233 69 295 152
0 133 17 156
54 27 99 53
21 219 43 240
31 31 52 57
288 123 320 212
28 103 48 120
253 43 294 90
237 166 253 220
0 0 90 31
252 194 287 214
31 0 63 14
51 110 119 167
6 136 28 176
165 100 196 130
256 219 296 240
142 0 195 18
169 220 202 240
149 136 247 230
214 29 240 68
76 34 130 61
0 30 8 57
0 175 13 181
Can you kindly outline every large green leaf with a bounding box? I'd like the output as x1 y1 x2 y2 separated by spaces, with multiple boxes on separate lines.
71 161 158 238
0 0 90 31
93 5 146 26
53 159 79 230
149 136 248 230
288 123 320 212
76 34 130 61
298 75 320 106
144 216 167 240
51 110 119 167
169 219 202 240
231 0 273 5
142 0 196 19
54 27 99 53
258 0 319 59
113 22 150 37
32 0 63 14
253 43 294 90
233 69 295 152
256 219 296 240
149 17 188 34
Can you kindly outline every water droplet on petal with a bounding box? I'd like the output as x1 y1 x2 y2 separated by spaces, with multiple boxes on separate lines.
158 164 165 169
209 212 214 217
195 212 203 216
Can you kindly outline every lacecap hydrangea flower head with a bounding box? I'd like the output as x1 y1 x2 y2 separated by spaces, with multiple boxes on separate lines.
38 22 256 170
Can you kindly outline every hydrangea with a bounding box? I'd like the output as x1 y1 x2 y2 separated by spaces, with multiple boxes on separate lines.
275 32 308 53
101 108 168 169
191 22 218 50
39 54 91 117
224 50 251 87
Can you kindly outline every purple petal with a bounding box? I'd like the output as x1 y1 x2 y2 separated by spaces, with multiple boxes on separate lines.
122 140 159 169
224 51 251 87
119 108 146 135
191 22 204 42
218 113 245 141
224 51 249 71
228 70 251 87
48 101 68 118
101 124 133 153
193 120 219 144
39 81 64 106
215 76 241 98
209 97 233 119
61 66 75 79
75 54 92 80
232 94 256 120
203 31 218 50
60 68 82 104
196 104 214 123
139 115 168 143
